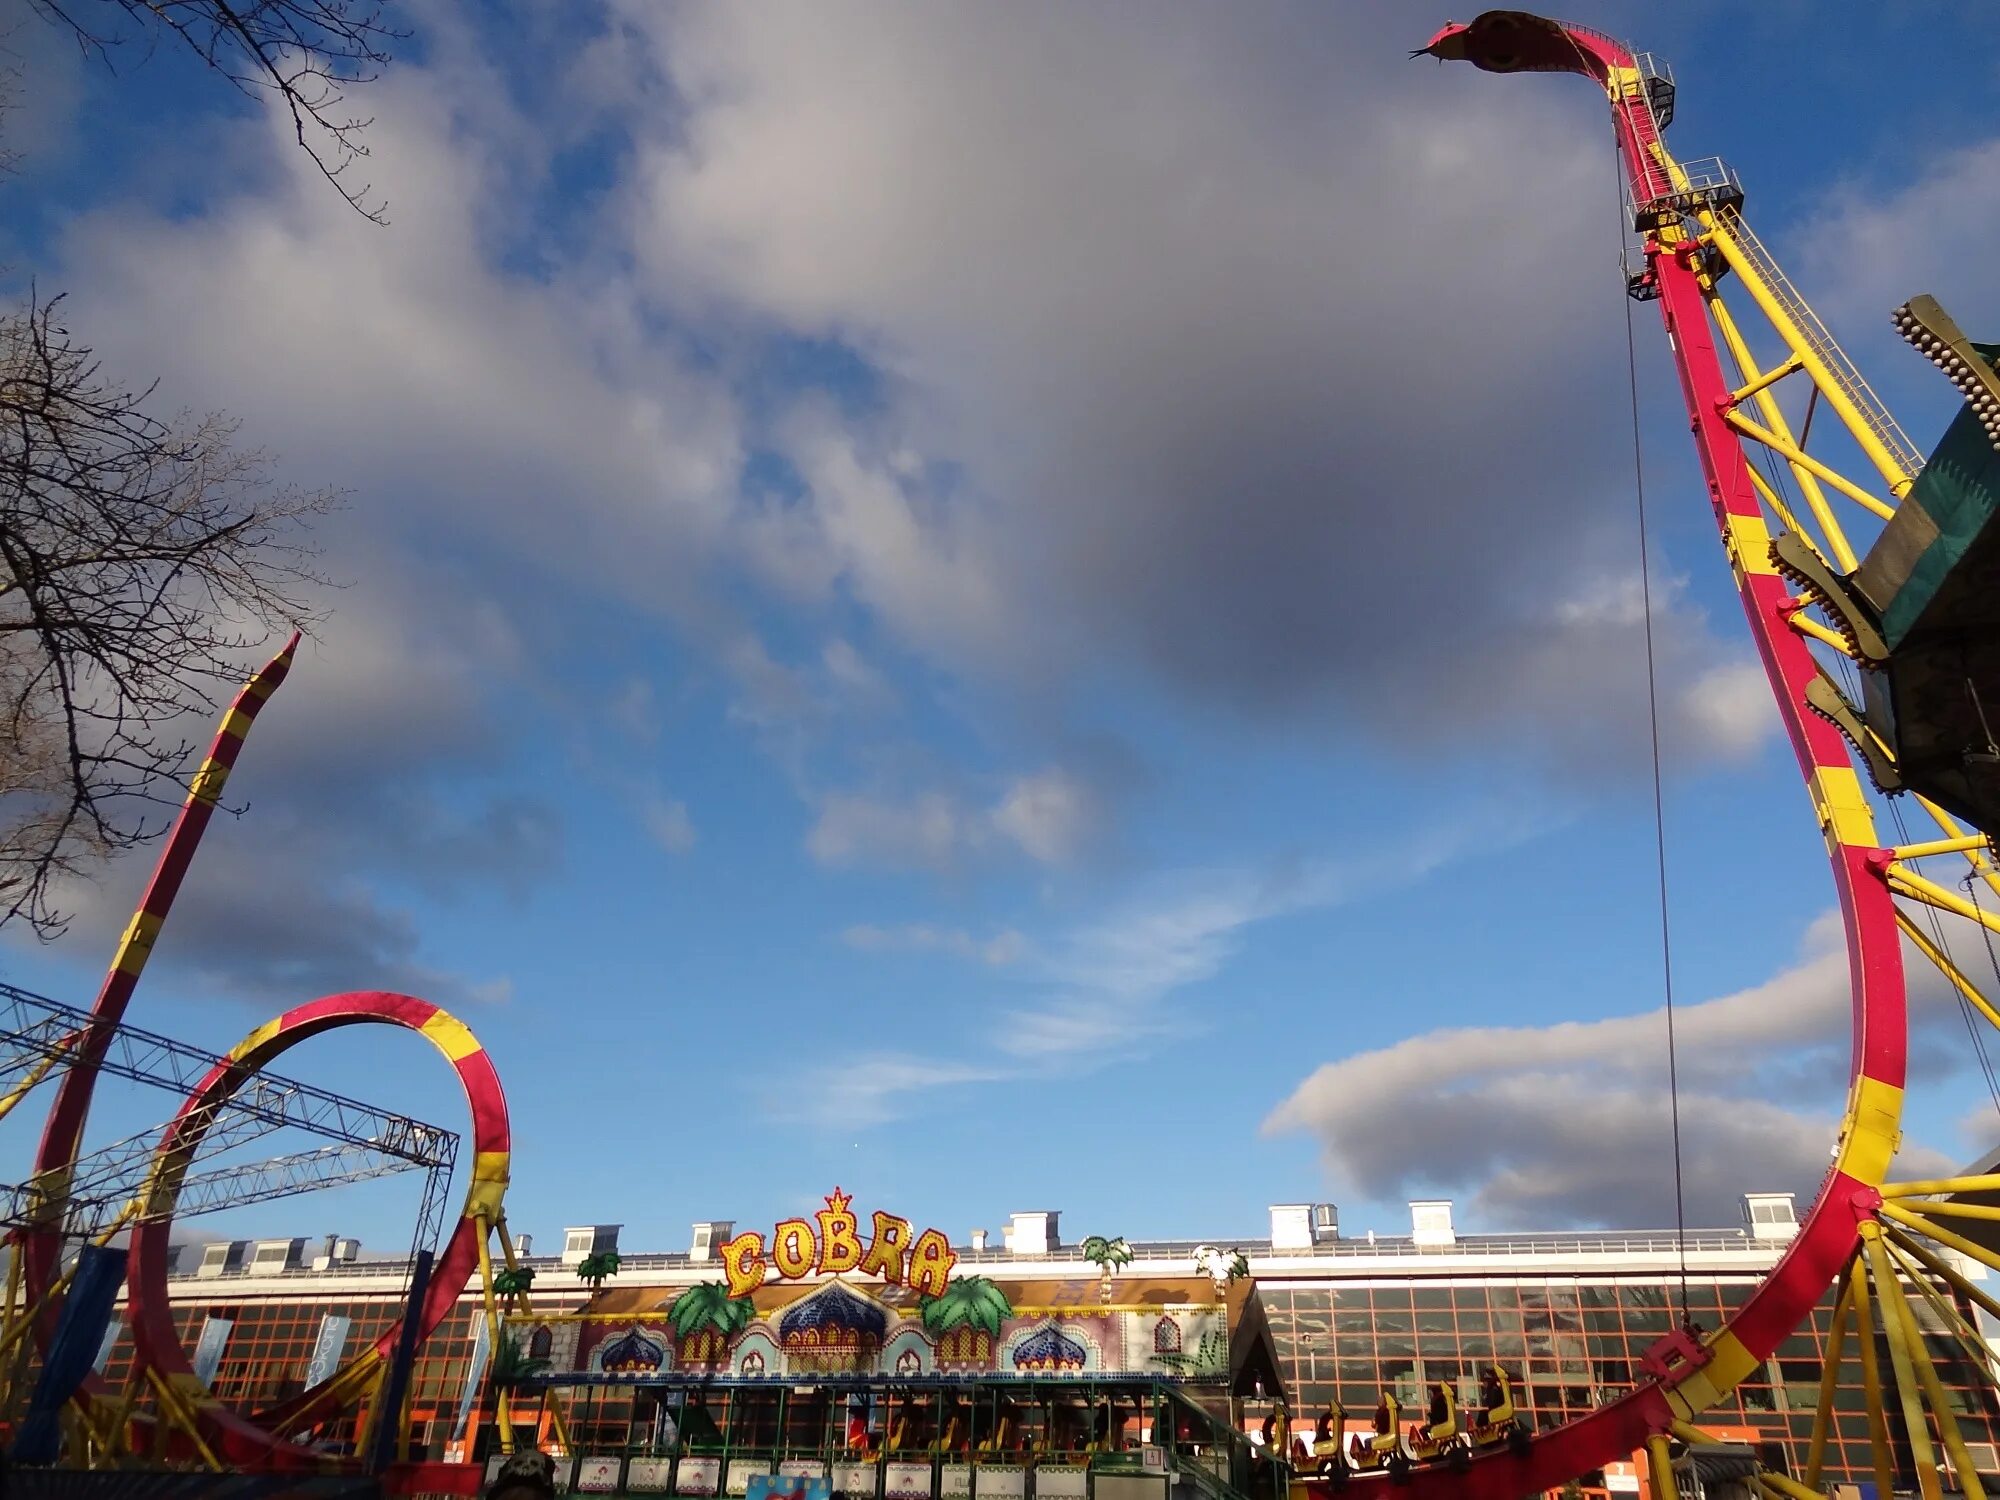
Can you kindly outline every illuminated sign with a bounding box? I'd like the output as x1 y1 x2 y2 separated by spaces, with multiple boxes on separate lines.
720 1189 957 1299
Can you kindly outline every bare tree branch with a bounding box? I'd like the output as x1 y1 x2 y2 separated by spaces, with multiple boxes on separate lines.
26 0 406 222
0 294 337 937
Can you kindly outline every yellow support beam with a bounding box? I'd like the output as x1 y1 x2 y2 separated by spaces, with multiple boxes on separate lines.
0 1042 74 1129
1869 1231 1987 1500
1883 1236 2000 1381
144 1367 222 1473
1728 351 1806 407
1709 295 1858 571
1742 462 1814 550
1916 796 2000 901
1881 1202 2000 1281
1646 1433 1679 1500
1786 611 1858 658
1888 1198 2000 1224
1892 834 1996 862
1724 408 1897 520
1850 1251 1900 1499
1884 1220 2000 1334
1804 1268 1855 1490
1704 218 1917 497
1889 866 2000 936
1897 914 2000 1035
474 1212 513 1456
1862 1228 1944 1499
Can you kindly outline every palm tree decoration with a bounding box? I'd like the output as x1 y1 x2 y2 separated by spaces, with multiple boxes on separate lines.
667 1280 758 1366
1193 1245 1251 1291
576 1250 622 1293
918 1275 1014 1364
1155 1327 1229 1379
493 1265 537 1299
1080 1236 1133 1301
490 1332 552 1389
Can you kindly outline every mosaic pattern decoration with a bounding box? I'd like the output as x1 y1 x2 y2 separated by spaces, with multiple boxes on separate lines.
540 1277 1231 1384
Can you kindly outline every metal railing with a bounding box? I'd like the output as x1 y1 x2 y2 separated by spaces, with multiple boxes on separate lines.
163 1226 1775 1286
1716 206 1926 481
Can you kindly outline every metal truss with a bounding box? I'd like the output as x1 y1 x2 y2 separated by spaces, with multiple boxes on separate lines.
1 1142 440 1241
0 981 458 1248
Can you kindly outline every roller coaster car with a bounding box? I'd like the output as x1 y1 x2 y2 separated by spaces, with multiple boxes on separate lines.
1401 1382 1467 1469
1346 1395 1409 1478
1465 1369 1531 1455
1783 296 2000 835
1311 1407 1349 1486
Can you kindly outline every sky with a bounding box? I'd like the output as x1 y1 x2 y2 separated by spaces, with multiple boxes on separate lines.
1 0 1998 1261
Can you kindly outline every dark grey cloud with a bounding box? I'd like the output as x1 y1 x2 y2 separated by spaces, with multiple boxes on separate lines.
623 2 1767 772
36 563 553 1012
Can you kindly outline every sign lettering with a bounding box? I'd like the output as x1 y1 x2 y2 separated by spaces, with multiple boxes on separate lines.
720 1190 956 1297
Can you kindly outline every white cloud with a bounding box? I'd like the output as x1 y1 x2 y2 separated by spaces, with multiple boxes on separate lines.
992 770 1097 865
1264 912 1967 1228
640 791 697 855
806 791 969 871
610 678 660 744
841 924 1025 966
772 1052 1008 1129
1677 659 1776 762
821 638 895 708
1795 137 2000 343
804 770 1104 872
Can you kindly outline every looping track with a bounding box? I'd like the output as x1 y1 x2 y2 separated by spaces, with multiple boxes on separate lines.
1296 13 1914 1495
124 992 511 1468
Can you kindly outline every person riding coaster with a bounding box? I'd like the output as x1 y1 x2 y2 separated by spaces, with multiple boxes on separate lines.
1402 1381 1465 1466
1346 1394 1406 1475
1465 1366 1530 1454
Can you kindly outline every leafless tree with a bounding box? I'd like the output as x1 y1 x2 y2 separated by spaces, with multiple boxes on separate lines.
26 0 405 221
0 295 336 938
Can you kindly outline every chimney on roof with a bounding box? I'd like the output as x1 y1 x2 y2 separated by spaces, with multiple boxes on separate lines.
1410 1200 1456 1248
514 1232 533 1258
970 1229 988 1252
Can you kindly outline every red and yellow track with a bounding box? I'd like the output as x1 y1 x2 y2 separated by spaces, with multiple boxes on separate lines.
1292 12 1994 1495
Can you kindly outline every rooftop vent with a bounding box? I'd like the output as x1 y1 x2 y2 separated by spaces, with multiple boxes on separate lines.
1004 1211 1059 1256
197 1241 249 1278
1411 1200 1456 1249
563 1225 622 1267
689 1222 733 1263
1743 1192 1798 1243
1269 1204 1313 1251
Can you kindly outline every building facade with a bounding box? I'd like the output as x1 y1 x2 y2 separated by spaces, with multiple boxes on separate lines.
104 1192 2000 1493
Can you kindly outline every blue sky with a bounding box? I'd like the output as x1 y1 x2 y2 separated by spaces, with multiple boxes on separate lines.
1 0 1997 1260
